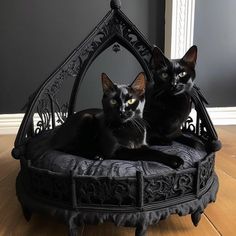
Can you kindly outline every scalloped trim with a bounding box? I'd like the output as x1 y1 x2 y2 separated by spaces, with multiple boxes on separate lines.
16 173 218 229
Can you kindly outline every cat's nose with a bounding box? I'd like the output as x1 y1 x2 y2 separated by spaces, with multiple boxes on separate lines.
119 107 126 113
119 111 129 119
171 79 178 87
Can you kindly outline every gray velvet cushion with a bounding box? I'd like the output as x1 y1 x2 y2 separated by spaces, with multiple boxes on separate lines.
26 130 207 177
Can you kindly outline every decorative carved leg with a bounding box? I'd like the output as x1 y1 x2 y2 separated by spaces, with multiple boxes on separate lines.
22 205 32 222
68 215 78 236
191 209 203 227
68 227 78 236
135 224 148 236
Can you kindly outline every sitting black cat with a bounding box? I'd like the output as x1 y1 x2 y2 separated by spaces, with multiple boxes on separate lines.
52 72 184 168
144 46 197 145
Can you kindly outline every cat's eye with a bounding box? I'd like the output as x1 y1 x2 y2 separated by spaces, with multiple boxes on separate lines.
110 99 117 105
161 72 168 79
127 98 136 105
179 72 187 78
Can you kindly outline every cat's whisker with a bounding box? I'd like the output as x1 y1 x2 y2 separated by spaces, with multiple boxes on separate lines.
134 119 145 130
133 119 145 134
140 119 150 128
137 117 148 126
131 119 143 135
130 120 141 134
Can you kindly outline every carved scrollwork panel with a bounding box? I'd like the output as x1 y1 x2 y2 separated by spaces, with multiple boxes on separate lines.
182 116 196 134
76 177 137 206
199 154 215 189
199 120 209 140
144 172 195 204
55 102 69 125
34 97 51 135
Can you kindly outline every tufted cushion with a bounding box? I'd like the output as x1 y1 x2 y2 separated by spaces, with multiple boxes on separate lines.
26 130 207 177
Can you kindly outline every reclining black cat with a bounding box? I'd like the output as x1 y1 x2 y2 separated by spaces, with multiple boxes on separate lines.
52 72 184 169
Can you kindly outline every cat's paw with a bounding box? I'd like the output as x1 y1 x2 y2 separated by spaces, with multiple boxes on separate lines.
169 156 184 169
94 155 103 161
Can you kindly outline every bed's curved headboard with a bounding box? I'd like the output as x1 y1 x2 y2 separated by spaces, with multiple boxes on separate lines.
14 0 153 147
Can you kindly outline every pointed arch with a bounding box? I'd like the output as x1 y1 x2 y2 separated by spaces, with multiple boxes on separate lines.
15 8 153 146
67 10 153 114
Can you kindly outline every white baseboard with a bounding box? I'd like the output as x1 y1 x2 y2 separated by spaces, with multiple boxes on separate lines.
0 107 236 135
0 113 24 135
207 107 236 125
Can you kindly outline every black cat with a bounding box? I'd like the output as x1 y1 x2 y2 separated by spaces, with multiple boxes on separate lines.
144 45 197 144
52 72 184 168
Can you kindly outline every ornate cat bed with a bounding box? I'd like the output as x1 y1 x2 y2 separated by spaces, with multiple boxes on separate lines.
12 1 221 236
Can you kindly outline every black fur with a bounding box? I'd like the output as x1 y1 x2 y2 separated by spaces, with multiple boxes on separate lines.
144 46 197 144
52 73 184 169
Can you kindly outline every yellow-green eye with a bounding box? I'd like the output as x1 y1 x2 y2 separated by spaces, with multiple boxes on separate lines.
161 72 168 79
179 71 187 77
127 98 136 105
110 99 117 105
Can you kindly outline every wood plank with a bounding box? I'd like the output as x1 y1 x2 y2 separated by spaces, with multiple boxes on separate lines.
204 168 236 236
215 151 236 180
0 152 19 183
82 214 220 236
0 135 15 154
83 223 134 236
215 126 236 179
148 215 220 236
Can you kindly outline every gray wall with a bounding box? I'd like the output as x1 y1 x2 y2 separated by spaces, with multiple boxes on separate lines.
194 0 236 107
0 0 165 114
76 45 143 111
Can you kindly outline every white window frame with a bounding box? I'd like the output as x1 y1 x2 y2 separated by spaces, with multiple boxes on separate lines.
165 0 196 59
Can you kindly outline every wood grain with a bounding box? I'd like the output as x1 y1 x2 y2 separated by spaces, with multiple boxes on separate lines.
0 126 235 235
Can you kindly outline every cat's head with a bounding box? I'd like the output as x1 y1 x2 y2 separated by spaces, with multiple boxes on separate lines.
152 45 197 95
101 72 146 124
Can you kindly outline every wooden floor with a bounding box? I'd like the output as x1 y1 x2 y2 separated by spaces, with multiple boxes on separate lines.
0 126 235 236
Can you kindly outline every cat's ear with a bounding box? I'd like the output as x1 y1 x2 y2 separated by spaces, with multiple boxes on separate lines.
153 46 168 68
101 73 115 93
182 45 198 68
130 72 146 96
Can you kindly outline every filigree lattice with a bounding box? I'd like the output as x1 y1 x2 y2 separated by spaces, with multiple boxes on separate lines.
34 98 51 134
144 172 195 204
55 102 68 125
199 120 209 140
199 154 215 189
182 116 196 134
76 177 137 206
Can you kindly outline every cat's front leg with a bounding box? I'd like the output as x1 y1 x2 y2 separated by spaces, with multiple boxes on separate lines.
143 147 184 169
114 146 184 169
162 152 184 169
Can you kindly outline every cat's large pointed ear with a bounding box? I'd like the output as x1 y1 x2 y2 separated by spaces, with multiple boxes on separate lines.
101 73 115 93
182 45 198 68
130 72 146 96
153 46 168 68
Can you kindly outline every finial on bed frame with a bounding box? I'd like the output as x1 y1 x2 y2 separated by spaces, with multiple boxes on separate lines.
110 0 121 9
